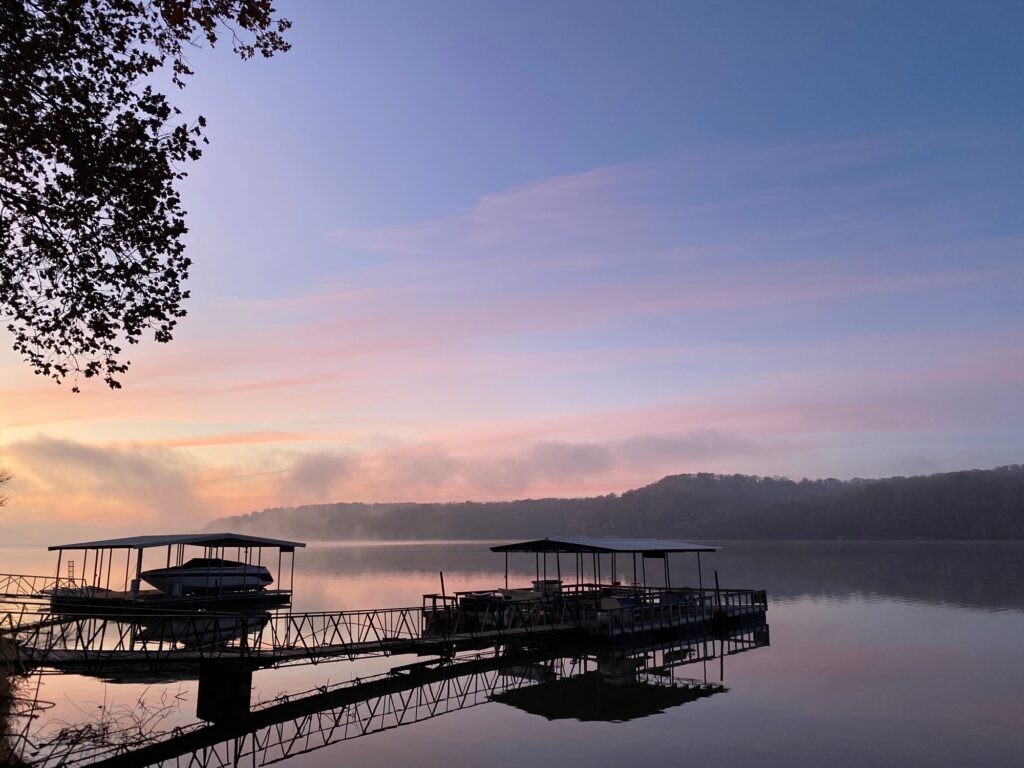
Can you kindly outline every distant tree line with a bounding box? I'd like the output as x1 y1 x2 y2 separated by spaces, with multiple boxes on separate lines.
209 465 1024 541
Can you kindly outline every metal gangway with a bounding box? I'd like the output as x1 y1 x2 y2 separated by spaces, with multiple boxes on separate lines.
6 598 583 675
0 572 87 600
3 581 768 677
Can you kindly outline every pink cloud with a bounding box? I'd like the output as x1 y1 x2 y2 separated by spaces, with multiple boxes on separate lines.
148 430 324 448
1 137 1021 523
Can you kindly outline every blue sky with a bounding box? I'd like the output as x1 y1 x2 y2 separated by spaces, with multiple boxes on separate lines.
177 1 1023 290
1 0 1022 537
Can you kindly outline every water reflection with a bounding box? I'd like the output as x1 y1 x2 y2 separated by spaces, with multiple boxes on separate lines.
3 542 1023 768
19 624 768 767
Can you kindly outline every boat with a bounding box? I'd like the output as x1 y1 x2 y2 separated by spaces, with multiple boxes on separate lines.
141 557 273 596
45 532 305 616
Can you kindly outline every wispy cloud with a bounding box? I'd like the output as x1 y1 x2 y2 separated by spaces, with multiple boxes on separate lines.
267 429 770 503
0 438 208 534
276 449 356 503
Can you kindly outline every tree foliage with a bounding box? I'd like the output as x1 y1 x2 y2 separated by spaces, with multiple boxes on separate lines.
0 467 9 508
0 1 290 390
213 466 1024 541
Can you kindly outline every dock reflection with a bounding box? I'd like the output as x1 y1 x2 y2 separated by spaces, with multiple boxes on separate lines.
19 621 768 767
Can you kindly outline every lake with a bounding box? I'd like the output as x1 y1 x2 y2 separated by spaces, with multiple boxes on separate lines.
4 541 1023 767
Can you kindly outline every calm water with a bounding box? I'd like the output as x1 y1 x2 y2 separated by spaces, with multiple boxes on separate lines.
4 541 1024 767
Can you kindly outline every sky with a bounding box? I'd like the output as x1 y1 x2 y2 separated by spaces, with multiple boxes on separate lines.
1 0 1023 541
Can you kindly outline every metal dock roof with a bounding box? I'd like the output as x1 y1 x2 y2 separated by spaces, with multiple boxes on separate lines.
48 532 306 552
490 537 716 555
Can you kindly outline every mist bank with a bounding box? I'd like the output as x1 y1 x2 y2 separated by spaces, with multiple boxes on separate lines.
207 466 1024 542
284 541 1024 613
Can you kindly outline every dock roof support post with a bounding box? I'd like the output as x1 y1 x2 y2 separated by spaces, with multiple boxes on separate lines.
697 551 704 592
54 549 62 587
133 547 144 597
720 634 725 682
504 552 508 589
535 552 539 583
632 553 637 592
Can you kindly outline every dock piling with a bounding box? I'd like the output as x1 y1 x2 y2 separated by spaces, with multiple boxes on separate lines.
196 663 253 723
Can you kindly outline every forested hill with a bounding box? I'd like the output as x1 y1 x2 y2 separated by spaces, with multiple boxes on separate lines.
207 465 1024 541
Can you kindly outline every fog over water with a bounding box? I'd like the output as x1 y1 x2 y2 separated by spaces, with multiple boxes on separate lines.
293 540 1024 612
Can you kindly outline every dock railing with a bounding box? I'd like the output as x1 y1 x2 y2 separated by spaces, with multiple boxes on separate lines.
0 572 87 599
6 607 423 667
559 582 759 603
5 595 585 670
2 580 767 670
579 587 768 637
426 584 767 640
421 593 580 639
582 594 713 637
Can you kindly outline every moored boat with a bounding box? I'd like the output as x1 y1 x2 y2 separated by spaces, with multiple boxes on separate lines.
45 532 304 616
141 557 273 595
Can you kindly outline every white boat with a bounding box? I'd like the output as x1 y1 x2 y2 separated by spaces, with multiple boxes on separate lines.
140 557 273 595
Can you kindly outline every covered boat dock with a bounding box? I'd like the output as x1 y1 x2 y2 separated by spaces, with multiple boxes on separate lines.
5 535 765 684
491 535 717 592
46 532 305 614
422 536 766 641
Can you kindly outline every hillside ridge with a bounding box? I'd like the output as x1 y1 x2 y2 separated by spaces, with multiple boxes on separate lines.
206 465 1024 541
